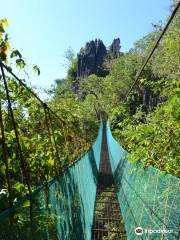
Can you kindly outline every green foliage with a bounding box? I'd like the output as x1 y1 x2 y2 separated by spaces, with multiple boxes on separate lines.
10 49 22 59
0 76 92 211
67 58 78 83
0 18 9 62
110 10 180 177
16 58 26 68
115 92 180 177
32 65 40 75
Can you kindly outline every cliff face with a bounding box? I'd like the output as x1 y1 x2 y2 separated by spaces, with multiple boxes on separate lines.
77 39 107 78
73 38 157 113
109 38 121 58
77 38 121 78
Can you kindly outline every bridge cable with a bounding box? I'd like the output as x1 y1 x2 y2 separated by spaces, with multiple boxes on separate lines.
0 62 65 125
47 107 61 172
0 99 13 208
124 1 180 100
0 62 32 195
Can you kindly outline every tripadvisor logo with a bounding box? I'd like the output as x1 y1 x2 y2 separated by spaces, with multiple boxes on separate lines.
135 227 143 235
135 227 174 236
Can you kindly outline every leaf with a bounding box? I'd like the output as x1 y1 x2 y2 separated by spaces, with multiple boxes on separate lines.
140 78 146 84
6 65 12 72
13 182 24 191
0 26 5 33
0 19 8 29
16 58 26 69
10 50 22 59
0 165 6 176
0 51 7 61
22 200 30 208
32 65 40 75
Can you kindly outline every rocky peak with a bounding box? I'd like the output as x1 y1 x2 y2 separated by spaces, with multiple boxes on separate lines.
77 39 107 78
77 38 121 79
109 38 121 58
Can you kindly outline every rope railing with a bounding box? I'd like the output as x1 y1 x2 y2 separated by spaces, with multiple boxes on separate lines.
0 99 13 208
0 63 32 194
0 61 65 125
0 60 90 212
124 1 180 100
106 121 180 239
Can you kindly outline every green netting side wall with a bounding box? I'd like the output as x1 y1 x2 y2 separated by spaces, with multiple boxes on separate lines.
0 122 103 240
106 121 180 240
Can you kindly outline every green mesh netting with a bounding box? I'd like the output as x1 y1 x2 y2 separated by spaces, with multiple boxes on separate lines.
106 121 180 240
0 122 103 240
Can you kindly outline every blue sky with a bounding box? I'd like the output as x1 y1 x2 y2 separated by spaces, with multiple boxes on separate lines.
1 0 171 88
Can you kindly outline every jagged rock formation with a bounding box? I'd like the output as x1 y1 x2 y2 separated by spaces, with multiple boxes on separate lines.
77 39 107 78
77 38 121 78
109 38 121 58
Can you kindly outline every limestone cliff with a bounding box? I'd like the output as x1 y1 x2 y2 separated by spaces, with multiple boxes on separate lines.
77 38 121 78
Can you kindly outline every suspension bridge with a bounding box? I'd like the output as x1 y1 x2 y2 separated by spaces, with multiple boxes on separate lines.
0 107 179 239
0 2 180 240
